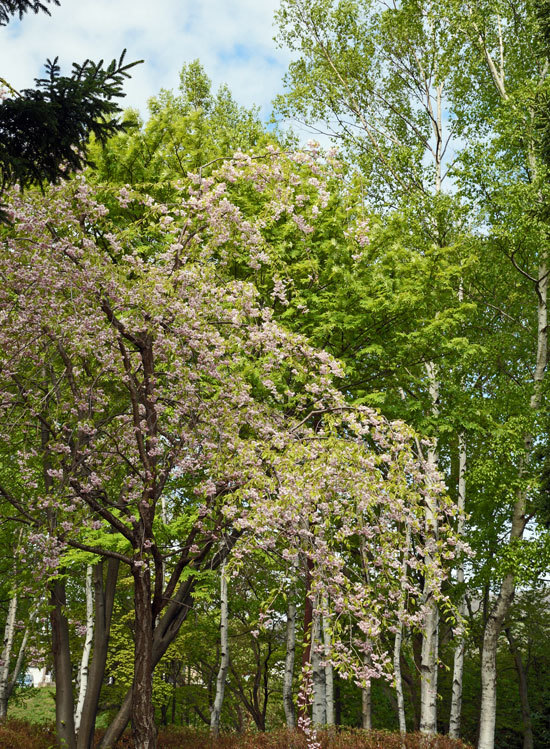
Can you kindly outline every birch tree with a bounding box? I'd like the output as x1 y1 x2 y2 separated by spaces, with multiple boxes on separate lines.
442 2 549 745
275 0 472 733
210 562 229 737
74 565 94 736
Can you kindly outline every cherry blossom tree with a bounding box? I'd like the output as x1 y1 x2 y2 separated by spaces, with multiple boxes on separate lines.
0 149 465 748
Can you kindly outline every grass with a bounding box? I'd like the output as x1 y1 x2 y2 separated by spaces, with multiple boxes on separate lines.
0 722 474 749
8 685 56 724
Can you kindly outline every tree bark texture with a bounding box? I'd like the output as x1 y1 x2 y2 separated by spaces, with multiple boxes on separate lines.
311 608 326 726
420 362 440 735
283 590 297 727
77 559 119 749
99 541 231 748
210 563 229 737
323 612 334 726
74 565 94 734
361 681 372 731
131 564 157 749
449 432 467 739
0 593 17 719
50 577 76 749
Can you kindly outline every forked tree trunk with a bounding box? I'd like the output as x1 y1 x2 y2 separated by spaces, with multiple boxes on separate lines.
132 563 156 749
50 577 77 749
99 541 234 748
74 566 94 735
0 593 17 719
449 432 467 738
283 589 297 727
77 559 119 749
210 563 229 737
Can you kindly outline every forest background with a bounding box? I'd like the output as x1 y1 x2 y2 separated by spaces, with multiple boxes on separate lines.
1 1 550 749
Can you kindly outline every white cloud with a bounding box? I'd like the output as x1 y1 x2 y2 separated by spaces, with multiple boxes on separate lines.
0 0 290 120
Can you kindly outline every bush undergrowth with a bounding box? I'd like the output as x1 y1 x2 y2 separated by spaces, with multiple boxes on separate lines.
0 722 474 749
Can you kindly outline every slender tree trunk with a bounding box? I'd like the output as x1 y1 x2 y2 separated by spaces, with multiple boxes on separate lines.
311 608 326 725
210 563 229 737
50 577 77 749
449 432 467 738
283 588 297 727
0 593 17 719
420 362 440 735
77 560 119 749
394 627 406 735
505 628 534 749
132 564 156 749
323 612 334 726
361 680 372 730
74 566 94 735
8 616 33 700
395 525 411 735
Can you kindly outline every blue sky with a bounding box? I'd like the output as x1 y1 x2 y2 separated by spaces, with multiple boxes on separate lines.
0 0 290 122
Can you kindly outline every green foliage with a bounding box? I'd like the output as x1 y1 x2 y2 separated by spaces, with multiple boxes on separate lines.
0 51 142 191
87 60 279 188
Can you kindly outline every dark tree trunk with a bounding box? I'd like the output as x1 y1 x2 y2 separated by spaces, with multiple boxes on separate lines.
99 540 234 748
334 677 341 726
132 564 157 748
50 577 76 749
505 628 534 749
77 559 119 749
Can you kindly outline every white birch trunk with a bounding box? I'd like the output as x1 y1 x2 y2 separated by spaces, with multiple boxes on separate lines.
210 563 229 737
323 612 334 726
393 625 406 735
74 565 94 734
311 607 326 725
420 361 439 735
283 591 297 727
0 593 17 719
449 432 467 738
